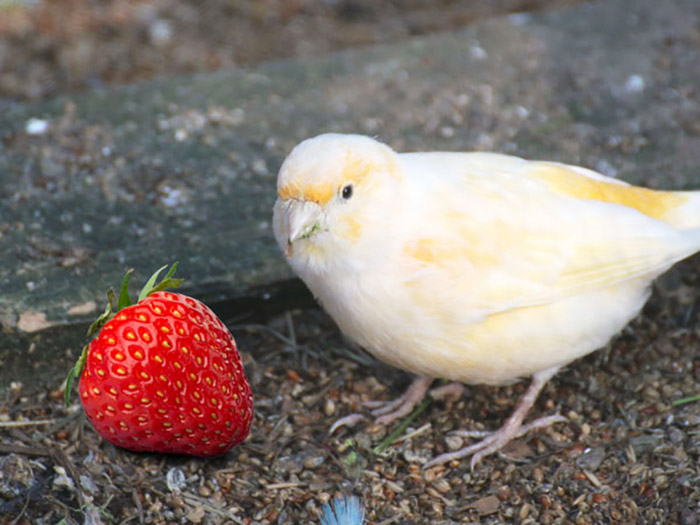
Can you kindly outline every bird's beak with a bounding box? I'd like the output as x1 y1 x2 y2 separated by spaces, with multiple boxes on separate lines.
283 200 324 256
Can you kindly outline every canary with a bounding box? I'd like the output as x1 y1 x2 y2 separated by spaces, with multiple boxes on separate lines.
272 133 700 469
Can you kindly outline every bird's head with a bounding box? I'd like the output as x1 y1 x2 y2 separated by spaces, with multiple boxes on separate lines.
273 134 401 268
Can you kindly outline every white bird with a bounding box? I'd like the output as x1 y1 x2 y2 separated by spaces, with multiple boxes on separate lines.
273 133 700 469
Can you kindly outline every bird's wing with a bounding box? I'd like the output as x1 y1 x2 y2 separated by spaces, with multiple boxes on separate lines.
399 156 699 316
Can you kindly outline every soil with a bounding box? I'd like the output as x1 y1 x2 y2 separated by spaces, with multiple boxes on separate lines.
1 1 699 524
0 0 582 102
2 262 700 523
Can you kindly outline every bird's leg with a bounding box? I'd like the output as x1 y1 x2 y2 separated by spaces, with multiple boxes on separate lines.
423 367 566 470
372 379 466 425
330 376 435 434
371 376 433 423
329 377 466 433
429 382 466 402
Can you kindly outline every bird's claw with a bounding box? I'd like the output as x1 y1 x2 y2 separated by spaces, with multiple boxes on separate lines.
328 413 367 435
424 413 568 470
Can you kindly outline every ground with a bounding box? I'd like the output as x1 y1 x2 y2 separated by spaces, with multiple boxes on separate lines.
2 261 699 523
0 0 581 101
1 0 699 524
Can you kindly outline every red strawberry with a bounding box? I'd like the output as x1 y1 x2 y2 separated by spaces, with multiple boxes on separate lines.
66 264 253 456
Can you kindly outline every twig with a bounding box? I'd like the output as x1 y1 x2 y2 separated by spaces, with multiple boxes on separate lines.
263 482 307 490
391 422 432 444
0 443 52 456
0 419 58 428
376 515 403 525
9 492 31 525
35 411 82 442
285 311 297 351
181 493 246 524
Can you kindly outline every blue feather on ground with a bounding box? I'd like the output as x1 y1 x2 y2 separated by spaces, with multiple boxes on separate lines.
320 495 364 525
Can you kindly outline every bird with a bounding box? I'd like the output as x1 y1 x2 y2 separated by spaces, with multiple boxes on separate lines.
319 495 365 525
272 133 700 469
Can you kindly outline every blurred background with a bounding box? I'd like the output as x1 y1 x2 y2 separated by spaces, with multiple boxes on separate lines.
0 0 582 101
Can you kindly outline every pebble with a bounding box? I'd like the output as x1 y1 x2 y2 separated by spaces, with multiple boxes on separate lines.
433 479 451 494
576 446 606 471
624 74 645 93
166 467 186 492
80 475 99 495
303 455 326 469
52 466 76 491
25 118 49 135
445 435 464 451
186 506 206 524
668 426 685 445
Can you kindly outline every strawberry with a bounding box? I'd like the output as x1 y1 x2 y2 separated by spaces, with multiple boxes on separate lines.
66 264 253 456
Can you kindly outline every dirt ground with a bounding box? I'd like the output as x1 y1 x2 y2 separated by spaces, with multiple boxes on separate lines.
1 260 700 523
1 0 700 524
0 0 583 101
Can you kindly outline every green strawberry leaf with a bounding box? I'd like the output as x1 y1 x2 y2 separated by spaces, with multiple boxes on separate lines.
86 289 115 338
64 343 89 406
116 269 134 311
137 262 183 302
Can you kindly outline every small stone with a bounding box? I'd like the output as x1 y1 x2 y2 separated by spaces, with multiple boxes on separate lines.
166 467 186 492
624 74 645 93
532 467 544 483
445 435 464 451
324 398 336 416
469 495 500 516
668 426 684 445
576 446 606 471
440 126 455 138
80 475 99 495
433 479 451 494
186 506 206 524
25 118 49 135
68 301 97 316
303 455 325 469
149 19 173 46
52 466 75 491
470 44 487 60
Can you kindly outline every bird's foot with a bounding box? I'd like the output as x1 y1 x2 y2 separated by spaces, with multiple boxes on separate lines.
329 377 433 434
328 413 368 435
369 378 465 425
424 413 567 470
330 376 464 433
370 377 433 424
423 367 565 470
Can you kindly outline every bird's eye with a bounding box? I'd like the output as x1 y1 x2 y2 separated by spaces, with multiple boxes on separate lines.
341 184 353 200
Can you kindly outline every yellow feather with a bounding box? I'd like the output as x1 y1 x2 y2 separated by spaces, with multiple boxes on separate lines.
529 163 688 222
278 146 397 205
